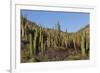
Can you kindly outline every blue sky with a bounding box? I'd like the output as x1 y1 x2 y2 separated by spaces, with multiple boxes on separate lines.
21 9 89 32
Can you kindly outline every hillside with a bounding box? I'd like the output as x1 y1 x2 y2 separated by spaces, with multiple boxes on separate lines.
21 16 90 63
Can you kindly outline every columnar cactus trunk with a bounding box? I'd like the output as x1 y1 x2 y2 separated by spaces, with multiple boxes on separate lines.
73 35 77 54
47 32 50 48
39 27 44 56
29 33 33 57
81 36 86 57
33 29 38 55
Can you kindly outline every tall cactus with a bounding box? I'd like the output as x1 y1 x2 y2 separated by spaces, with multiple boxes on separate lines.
39 27 44 56
29 33 33 57
33 28 38 55
81 35 86 57
54 31 57 48
73 35 78 54
47 31 50 48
